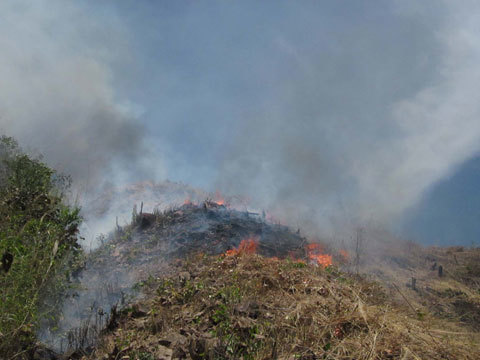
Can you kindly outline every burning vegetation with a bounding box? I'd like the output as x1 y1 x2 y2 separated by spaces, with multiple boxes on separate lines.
2 137 480 359
37 200 321 354
306 243 333 268
82 254 480 360
34 199 480 359
225 237 259 257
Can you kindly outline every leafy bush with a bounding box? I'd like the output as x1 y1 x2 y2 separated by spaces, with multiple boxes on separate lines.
0 135 82 358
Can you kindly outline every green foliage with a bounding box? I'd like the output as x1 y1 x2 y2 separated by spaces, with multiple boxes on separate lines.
209 285 262 359
135 352 155 360
214 285 242 304
0 135 82 357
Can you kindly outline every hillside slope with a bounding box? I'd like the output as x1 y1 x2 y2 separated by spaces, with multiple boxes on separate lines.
357 234 480 333
36 201 480 359
81 253 480 360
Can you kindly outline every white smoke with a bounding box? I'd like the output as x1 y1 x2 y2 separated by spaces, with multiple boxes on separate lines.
2 0 480 240
357 1 480 221
216 1 480 234
0 1 160 196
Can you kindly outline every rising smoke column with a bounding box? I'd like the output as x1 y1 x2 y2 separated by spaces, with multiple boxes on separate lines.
0 0 159 198
215 1 480 235
3 0 480 241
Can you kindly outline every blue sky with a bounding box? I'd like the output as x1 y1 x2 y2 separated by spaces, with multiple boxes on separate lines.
401 155 480 246
1 1 480 245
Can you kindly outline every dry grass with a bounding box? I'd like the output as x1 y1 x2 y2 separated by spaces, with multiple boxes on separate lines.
84 253 480 360
358 240 480 333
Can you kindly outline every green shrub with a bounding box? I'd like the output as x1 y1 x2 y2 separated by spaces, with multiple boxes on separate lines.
0 135 82 358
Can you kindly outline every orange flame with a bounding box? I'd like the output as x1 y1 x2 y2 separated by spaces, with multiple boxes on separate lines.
226 237 258 256
213 190 225 206
306 243 333 268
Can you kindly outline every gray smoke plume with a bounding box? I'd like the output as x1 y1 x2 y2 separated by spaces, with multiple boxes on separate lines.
215 1 480 236
3 0 480 243
0 1 157 198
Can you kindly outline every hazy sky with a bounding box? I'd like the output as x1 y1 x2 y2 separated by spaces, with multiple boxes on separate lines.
1 1 480 245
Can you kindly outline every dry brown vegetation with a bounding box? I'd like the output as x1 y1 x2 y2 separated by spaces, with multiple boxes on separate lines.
30 202 480 359
83 252 480 360
356 235 480 334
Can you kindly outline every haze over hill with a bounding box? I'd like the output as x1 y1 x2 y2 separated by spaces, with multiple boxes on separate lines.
5 2 480 359
1 1 480 244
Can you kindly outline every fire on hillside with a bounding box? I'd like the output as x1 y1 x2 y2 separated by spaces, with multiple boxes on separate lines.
40 198 351 354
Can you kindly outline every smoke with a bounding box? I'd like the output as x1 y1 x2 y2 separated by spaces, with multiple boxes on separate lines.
2 1 480 241
0 1 161 197
214 1 480 235
4 1 480 350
